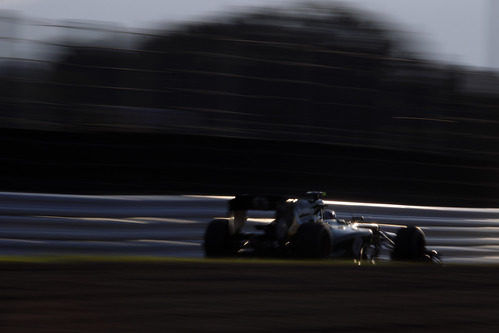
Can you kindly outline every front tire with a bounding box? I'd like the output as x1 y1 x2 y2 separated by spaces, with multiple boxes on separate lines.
391 226 426 261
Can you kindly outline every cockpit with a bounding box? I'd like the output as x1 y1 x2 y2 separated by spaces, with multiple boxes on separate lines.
323 209 349 225
323 209 336 220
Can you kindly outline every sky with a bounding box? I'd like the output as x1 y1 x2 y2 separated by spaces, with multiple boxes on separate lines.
0 0 491 68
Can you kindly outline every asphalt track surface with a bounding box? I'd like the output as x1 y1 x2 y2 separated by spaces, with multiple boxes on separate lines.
1 192 499 263
3 261 499 332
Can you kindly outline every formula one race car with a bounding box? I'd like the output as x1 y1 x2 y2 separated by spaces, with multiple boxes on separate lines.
203 192 440 263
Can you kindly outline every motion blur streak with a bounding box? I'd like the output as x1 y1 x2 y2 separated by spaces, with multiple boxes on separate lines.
325 200 499 213
0 3 499 207
0 192 498 263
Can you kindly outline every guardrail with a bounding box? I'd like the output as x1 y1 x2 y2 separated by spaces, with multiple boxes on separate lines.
0 192 498 262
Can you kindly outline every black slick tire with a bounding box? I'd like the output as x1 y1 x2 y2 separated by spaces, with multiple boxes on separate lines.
391 226 426 261
204 219 236 257
293 222 332 258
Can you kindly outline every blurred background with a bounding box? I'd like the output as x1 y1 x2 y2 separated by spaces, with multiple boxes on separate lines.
1 0 499 206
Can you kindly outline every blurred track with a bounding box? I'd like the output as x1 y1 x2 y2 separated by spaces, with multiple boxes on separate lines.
1 192 499 263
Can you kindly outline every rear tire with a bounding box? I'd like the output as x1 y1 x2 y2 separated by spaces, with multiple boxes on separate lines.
391 226 426 261
204 219 237 257
293 222 332 258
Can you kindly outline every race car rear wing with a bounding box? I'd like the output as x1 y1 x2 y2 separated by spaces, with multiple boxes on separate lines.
227 192 325 233
229 195 285 211
229 192 326 212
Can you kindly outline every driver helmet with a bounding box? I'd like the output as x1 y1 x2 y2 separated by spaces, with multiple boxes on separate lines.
323 209 336 220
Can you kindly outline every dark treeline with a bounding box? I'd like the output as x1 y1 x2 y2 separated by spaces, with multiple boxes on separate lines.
1 4 499 205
